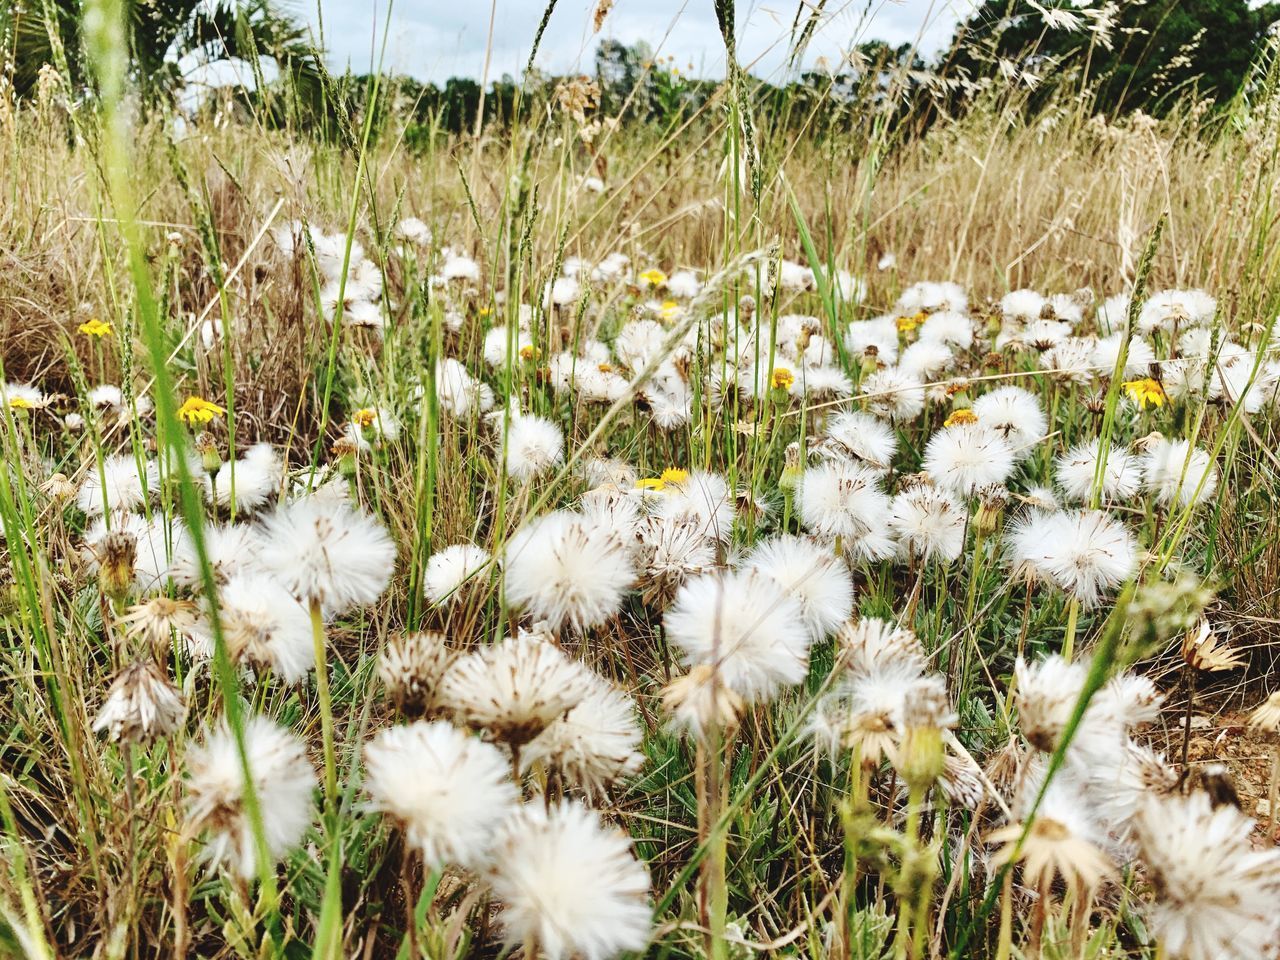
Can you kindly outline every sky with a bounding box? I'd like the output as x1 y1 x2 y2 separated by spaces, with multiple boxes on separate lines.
296 0 973 85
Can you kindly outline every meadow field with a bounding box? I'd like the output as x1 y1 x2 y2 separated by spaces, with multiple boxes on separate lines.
3 1 1280 957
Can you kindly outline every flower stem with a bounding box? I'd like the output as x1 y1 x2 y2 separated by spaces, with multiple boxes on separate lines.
309 600 338 811
1062 596 1080 662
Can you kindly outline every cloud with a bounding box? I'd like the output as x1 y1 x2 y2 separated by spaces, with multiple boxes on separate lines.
302 0 968 84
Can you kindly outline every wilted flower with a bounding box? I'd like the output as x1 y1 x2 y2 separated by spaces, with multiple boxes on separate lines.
93 660 185 744
443 631 595 747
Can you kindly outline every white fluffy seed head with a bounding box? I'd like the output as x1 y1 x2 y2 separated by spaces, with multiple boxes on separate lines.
214 443 281 512
504 511 635 631
663 569 812 703
836 617 927 676
845 316 899 364
218 573 314 683
971 386 1047 458
1133 791 1280 960
363 720 518 870
378 631 455 715
922 423 1016 497
1055 439 1142 504
256 498 395 613
523 676 644 800
1142 437 1218 509
489 802 651 960
796 460 894 560
185 715 316 879
1006 508 1137 606
816 410 899 470
889 486 967 563
504 415 565 481
442 631 596 746
78 454 158 516
424 543 492 606
862 367 925 421
650 470 736 543
743 534 854 639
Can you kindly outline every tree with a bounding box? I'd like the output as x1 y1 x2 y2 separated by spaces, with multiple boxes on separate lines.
4 0 321 104
945 0 1280 114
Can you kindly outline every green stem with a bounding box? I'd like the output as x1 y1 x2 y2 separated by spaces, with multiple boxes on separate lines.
1062 596 1080 662
310 600 338 810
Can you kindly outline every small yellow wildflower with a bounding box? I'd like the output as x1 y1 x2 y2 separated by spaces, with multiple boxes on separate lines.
944 408 978 428
770 368 795 391
660 299 680 320
8 397 34 410
176 396 226 426
78 318 113 338
519 344 541 361
896 311 927 332
638 268 667 288
636 467 689 493
1122 378 1166 410
352 408 378 427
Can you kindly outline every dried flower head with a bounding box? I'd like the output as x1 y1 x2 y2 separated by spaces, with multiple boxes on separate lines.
117 596 199 654
379 631 455 716
1181 618 1244 672
442 632 595 747
93 660 185 744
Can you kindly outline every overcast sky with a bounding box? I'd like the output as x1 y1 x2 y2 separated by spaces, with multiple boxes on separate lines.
297 1 972 84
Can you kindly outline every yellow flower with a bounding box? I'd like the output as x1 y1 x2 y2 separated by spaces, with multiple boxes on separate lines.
519 344 541 361
352 407 378 427
944 408 978 428
176 396 226 425
1122 377 1166 410
636 467 689 493
896 311 927 332
770 367 795 391
638 268 667 288
660 299 680 320
78 318 113 338
8 397 34 410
